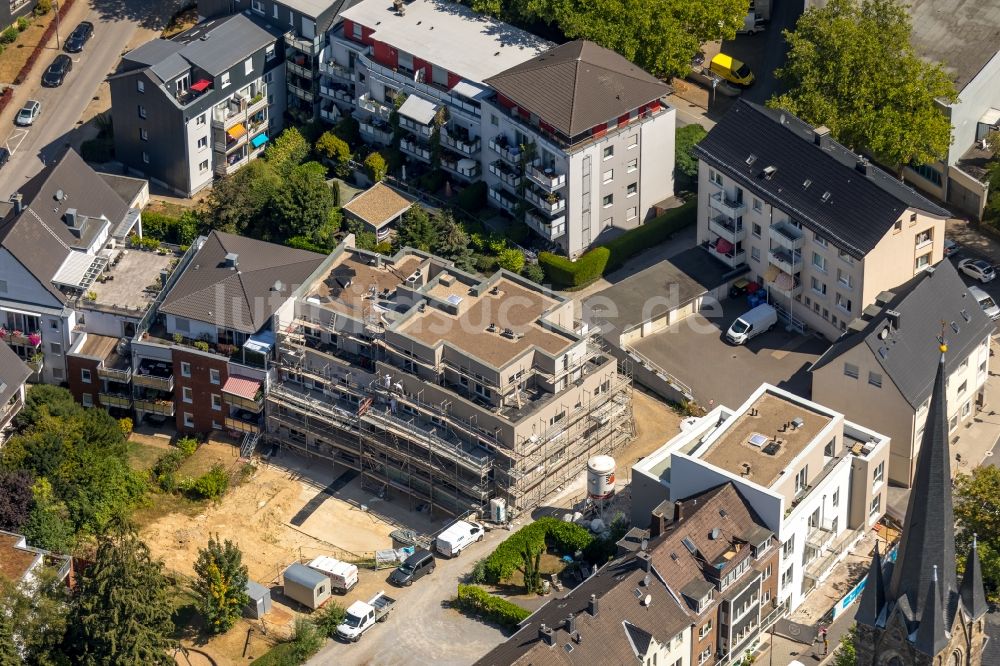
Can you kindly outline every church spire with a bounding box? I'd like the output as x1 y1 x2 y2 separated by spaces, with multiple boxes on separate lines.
960 533 988 620
888 341 958 627
913 565 950 655
856 542 886 627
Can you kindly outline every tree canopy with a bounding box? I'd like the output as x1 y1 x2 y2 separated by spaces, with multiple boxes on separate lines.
954 465 1000 602
193 535 250 634
471 0 748 78
675 123 708 189
770 0 957 171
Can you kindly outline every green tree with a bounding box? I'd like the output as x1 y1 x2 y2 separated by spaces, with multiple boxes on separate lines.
497 247 526 273
270 163 337 242
1 567 70 665
833 624 857 666
394 206 439 252
364 151 388 182
289 618 323 661
311 601 346 637
675 123 708 189
432 211 474 271
770 0 957 172
520 263 545 284
64 520 174 665
23 478 74 553
316 131 353 177
264 127 310 175
519 543 543 594
193 535 250 634
346 219 379 251
954 465 1000 601
201 159 281 236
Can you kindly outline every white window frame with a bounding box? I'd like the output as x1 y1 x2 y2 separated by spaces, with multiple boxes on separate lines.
81 368 92 384
209 368 221 385
211 394 222 411
181 361 191 378
184 412 194 428
221 72 231 88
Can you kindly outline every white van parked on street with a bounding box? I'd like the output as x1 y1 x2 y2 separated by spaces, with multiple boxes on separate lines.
435 520 485 557
726 303 778 345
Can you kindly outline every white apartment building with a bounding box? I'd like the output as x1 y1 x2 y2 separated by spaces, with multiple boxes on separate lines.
694 100 952 340
322 0 675 259
811 259 994 486
631 384 890 613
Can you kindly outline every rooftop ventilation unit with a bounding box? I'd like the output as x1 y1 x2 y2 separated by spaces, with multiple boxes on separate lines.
710 528 721 540
224 252 239 268
763 166 777 179
791 417 805 429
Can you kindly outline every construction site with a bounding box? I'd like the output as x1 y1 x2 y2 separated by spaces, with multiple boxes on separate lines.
264 246 635 519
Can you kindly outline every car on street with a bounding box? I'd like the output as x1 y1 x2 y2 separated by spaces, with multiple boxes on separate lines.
64 21 93 53
958 258 996 284
710 53 755 86
42 54 72 87
0 148 8 167
944 238 959 257
968 285 1000 321
388 550 435 587
15 100 41 126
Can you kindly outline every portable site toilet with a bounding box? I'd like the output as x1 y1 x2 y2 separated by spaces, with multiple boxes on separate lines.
283 563 331 610
244 581 272 619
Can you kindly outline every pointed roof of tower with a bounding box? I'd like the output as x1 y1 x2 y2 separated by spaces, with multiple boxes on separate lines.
856 543 887 627
888 343 959 628
914 565 950 655
960 534 988 620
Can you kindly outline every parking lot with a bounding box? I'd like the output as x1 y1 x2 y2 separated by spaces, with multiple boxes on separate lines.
628 297 828 408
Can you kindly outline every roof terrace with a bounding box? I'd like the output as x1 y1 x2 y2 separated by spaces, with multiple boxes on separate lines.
83 246 178 315
699 391 833 487
303 252 423 319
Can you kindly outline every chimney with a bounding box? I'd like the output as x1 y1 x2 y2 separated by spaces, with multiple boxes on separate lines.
538 623 554 646
856 157 870 176
565 613 576 634
65 208 78 228
159 269 169 289
588 594 599 617
638 551 652 572
813 125 830 147
886 310 901 330
650 501 672 538
9 193 23 214
224 252 239 269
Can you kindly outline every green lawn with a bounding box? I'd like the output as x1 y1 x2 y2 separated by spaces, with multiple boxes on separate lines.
127 439 170 472
250 642 299 666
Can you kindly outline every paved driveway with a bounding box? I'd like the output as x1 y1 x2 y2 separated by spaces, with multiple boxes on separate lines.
628 297 828 408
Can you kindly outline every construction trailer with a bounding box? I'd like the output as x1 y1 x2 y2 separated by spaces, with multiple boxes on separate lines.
283 563 331 610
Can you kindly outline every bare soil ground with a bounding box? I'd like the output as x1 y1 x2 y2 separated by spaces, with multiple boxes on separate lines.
0 12 57 85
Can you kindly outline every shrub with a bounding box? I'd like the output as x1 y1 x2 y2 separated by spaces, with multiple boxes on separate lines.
373 241 393 255
290 618 324 661
141 210 200 245
311 601 346 637
190 464 229 500
34 0 52 14
455 181 487 213
17 17 29 31
474 253 498 274
152 450 187 491
117 417 133 438
315 131 352 177
603 200 696 272
1 26 18 44
285 235 329 253
520 263 545 285
455 584 530 630
172 332 184 344
496 247 525 273
480 517 593 584
364 151 387 182
538 247 610 289
193 340 210 352
176 436 198 457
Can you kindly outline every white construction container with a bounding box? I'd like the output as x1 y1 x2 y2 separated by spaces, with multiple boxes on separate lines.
587 455 616 499
489 497 507 523
307 555 359 594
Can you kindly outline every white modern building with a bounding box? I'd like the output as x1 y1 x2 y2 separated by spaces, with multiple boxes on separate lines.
632 384 890 613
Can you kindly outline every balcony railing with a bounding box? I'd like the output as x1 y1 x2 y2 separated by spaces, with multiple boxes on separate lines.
526 162 566 191
704 240 747 268
358 93 391 120
3 330 41 347
212 94 267 128
98 365 132 383
133 373 174 392
488 137 521 164
320 60 355 82
441 157 479 180
770 221 804 251
488 187 518 214
488 160 521 188
359 120 393 143
225 415 261 434
400 138 432 162
288 83 315 103
710 191 747 218
525 188 566 214
441 129 480 156
224 392 264 413
134 399 175 417
399 116 434 137
319 106 338 123
286 60 313 79
709 214 746 243
285 31 320 56
769 247 802 274
0 396 23 428
99 393 132 409
525 210 566 240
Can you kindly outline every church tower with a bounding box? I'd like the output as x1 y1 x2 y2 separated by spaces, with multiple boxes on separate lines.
854 343 988 665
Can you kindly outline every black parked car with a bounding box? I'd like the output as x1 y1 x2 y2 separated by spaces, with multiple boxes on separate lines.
388 550 435 587
0 147 9 167
42 54 72 87
64 21 93 53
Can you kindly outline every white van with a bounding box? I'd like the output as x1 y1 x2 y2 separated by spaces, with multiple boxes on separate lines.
726 304 778 345
307 555 359 594
968 285 1000 321
435 520 485 557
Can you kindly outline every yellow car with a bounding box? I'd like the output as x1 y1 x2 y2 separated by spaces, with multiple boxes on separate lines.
710 53 755 87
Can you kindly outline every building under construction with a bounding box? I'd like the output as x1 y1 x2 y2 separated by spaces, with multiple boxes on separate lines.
265 243 634 518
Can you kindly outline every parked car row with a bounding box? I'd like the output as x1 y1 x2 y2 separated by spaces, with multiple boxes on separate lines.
13 21 93 127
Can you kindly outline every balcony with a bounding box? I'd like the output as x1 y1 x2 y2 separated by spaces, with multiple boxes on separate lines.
441 155 480 181
525 187 566 214
769 273 803 298
225 414 262 434
710 191 747 218
525 210 566 240
286 60 313 79
319 81 354 105
806 521 837 550
488 160 521 189
400 137 432 162
705 239 747 268
488 187 519 214
212 94 267 129
319 106 339 123
358 93 391 121
98 364 131 384
225 393 263 413
288 82 315 103
769 247 803 274
27 354 43 376
285 31 320 56
441 128 480 156
215 129 248 154
133 360 174 392
526 162 566 191
320 59 355 82
3 330 41 347
359 120 393 143
134 399 175 417
769 221 804 251
0 396 22 429
215 152 249 176
99 393 132 409
399 115 434 137
488 137 521 164
709 213 746 243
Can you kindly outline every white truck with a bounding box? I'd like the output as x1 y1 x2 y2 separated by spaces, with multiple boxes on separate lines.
435 519 485 557
307 555 359 594
726 304 778 345
336 591 395 643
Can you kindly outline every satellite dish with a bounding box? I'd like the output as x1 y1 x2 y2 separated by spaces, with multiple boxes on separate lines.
643 594 652 606
879 326 889 340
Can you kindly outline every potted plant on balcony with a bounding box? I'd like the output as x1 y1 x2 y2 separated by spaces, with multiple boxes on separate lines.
27 332 41 347
0 326 6 339
545 192 559 205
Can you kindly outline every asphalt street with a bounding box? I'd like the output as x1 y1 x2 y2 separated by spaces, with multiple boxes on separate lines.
0 0 157 200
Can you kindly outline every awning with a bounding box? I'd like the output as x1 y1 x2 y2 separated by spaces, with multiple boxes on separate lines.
250 133 268 149
764 264 780 282
980 107 1000 127
243 330 275 354
715 238 734 255
227 124 247 140
222 375 262 400
449 79 488 100
190 79 211 92
398 95 438 125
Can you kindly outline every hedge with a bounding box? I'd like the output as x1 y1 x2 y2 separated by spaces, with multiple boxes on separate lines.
141 210 199 245
480 516 593 584
455 584 531 630
538 247 609 289
604 199 696 272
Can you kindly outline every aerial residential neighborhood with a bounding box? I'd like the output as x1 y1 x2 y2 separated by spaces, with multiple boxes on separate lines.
1 0 999 664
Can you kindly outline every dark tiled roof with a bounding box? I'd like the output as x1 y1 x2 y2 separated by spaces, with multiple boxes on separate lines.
159 231 325 334
98 173 148 207
0 344 31 405
171 14 276 77
694 100 951 258
476 556 690 666
484 40 670 137
810 260 994 408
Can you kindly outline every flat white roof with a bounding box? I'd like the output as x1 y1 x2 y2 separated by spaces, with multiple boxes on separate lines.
398 95 438 125
341 0 552 83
